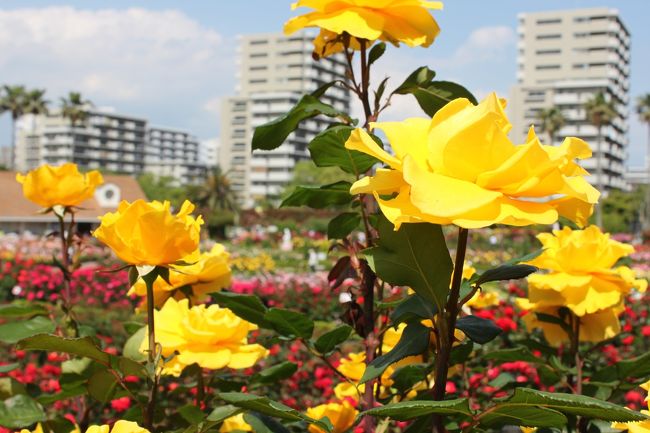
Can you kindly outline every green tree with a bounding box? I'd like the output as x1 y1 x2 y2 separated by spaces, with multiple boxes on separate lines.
60 91 91 126
0 85 28 169
188 166 239 238
537 106 565 145
136 173 187 208
584 91 617 228
282 160 354 199
636 94 650 230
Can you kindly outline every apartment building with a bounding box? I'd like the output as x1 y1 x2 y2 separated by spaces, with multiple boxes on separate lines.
14 108 206 184
220 31 351 207
509 8 631 191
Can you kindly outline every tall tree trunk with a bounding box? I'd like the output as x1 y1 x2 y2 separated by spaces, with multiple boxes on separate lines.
596 125 604 228
10 116 16 170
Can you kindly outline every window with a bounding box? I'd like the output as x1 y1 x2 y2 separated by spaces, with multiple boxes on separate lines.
537 18 561 25
536 34 561 40
535 64 560 70
536 49 561 55
250 40 268 45
249 53 267 58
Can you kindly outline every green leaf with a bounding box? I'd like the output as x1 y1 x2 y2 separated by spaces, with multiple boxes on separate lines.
592 351 650 383
243 413 273 433
251 362 298 385
0 302 48 318
206 405 241 423
475 264 537 285
211 292 269 327
482 347 544 364
17 335 111 365
499 388 649 422
393 67 477 117
308 126 379 175
455 315 502 344
0 395 47 428
389 364 428 393
0 377 27 399
327 212 361 240
281 181 352 209
503 249 544 266
123 327 146 362
314 325 353 354
0 316 55 344
364 216 452 311
488 373 516 389
449 340 474 366
37 387 86 405
479 405 567 428
0 363 19 373
87 369 117 403
264 309 314 340
361 322 430 383
253 94 351 151
361 399 471 421
123 321 145 336
179 404 206 424
390 295 437 325
219 393 331 433
368 42 386 66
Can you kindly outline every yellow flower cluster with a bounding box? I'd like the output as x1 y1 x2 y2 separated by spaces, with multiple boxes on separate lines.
284 0 442 58
16 163 103 210
129 244 232 308
139 298 268 376
94 200 203 267
346 93 599 229
21 421 148 433
518 226 647 346
305 400 359 433
230 253 276 273
612 380 650 433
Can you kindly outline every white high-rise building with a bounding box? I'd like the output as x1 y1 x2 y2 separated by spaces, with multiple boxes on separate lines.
14 108 206 185
220 31 351 207
509 8 631 191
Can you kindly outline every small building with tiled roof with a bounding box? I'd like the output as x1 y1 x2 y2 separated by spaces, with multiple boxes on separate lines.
0 171 146 234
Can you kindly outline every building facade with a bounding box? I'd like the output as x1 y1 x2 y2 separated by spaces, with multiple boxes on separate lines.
14 108 206 184
509 8 631 191
220 31 351 207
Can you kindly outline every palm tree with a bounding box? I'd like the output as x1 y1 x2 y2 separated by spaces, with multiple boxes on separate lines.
584 91 617 228
60 92 91 126
537 106 565 145
0 85 28 169
23 89 49 117
635 93 650 231
190 166 239 238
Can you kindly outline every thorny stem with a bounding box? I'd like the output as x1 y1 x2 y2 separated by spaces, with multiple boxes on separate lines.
144 277 159 431
432 227 469 433
359 40 373 127
196 369 205 407
56 212 78 336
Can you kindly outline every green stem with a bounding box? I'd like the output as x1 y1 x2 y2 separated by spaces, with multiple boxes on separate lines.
144 276 159 431
56 213 78 336
432 227 469 433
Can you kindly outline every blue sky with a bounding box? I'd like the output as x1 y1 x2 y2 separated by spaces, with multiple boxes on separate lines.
0 1 648 164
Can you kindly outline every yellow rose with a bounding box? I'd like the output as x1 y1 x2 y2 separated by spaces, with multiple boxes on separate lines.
93 200 203 266
518 225 647 345
305 401 358 433
612 412 650 433
86 421 150 433
284 0 442 58
346 93 600 229
465 291 500 310
140 298 268 376
220 414 252 433
129 244 232 308
16 163 103 209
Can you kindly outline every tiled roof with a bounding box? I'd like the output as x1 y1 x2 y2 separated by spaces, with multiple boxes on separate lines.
0 171 147 223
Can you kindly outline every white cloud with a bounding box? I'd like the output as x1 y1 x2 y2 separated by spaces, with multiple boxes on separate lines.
0 6 235 138
441 26 516 69
203 97 222 116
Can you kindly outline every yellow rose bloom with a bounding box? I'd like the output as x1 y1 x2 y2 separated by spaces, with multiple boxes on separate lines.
346 93 600 229
140 298 268 376
86 421 150 433
612 411 650 433
129 244 232 308
93 200 203 266
465 291 500 309
518 225 647 346
16 163 103 209
284 0 442 58
305 401 358 433
220 414 252 433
